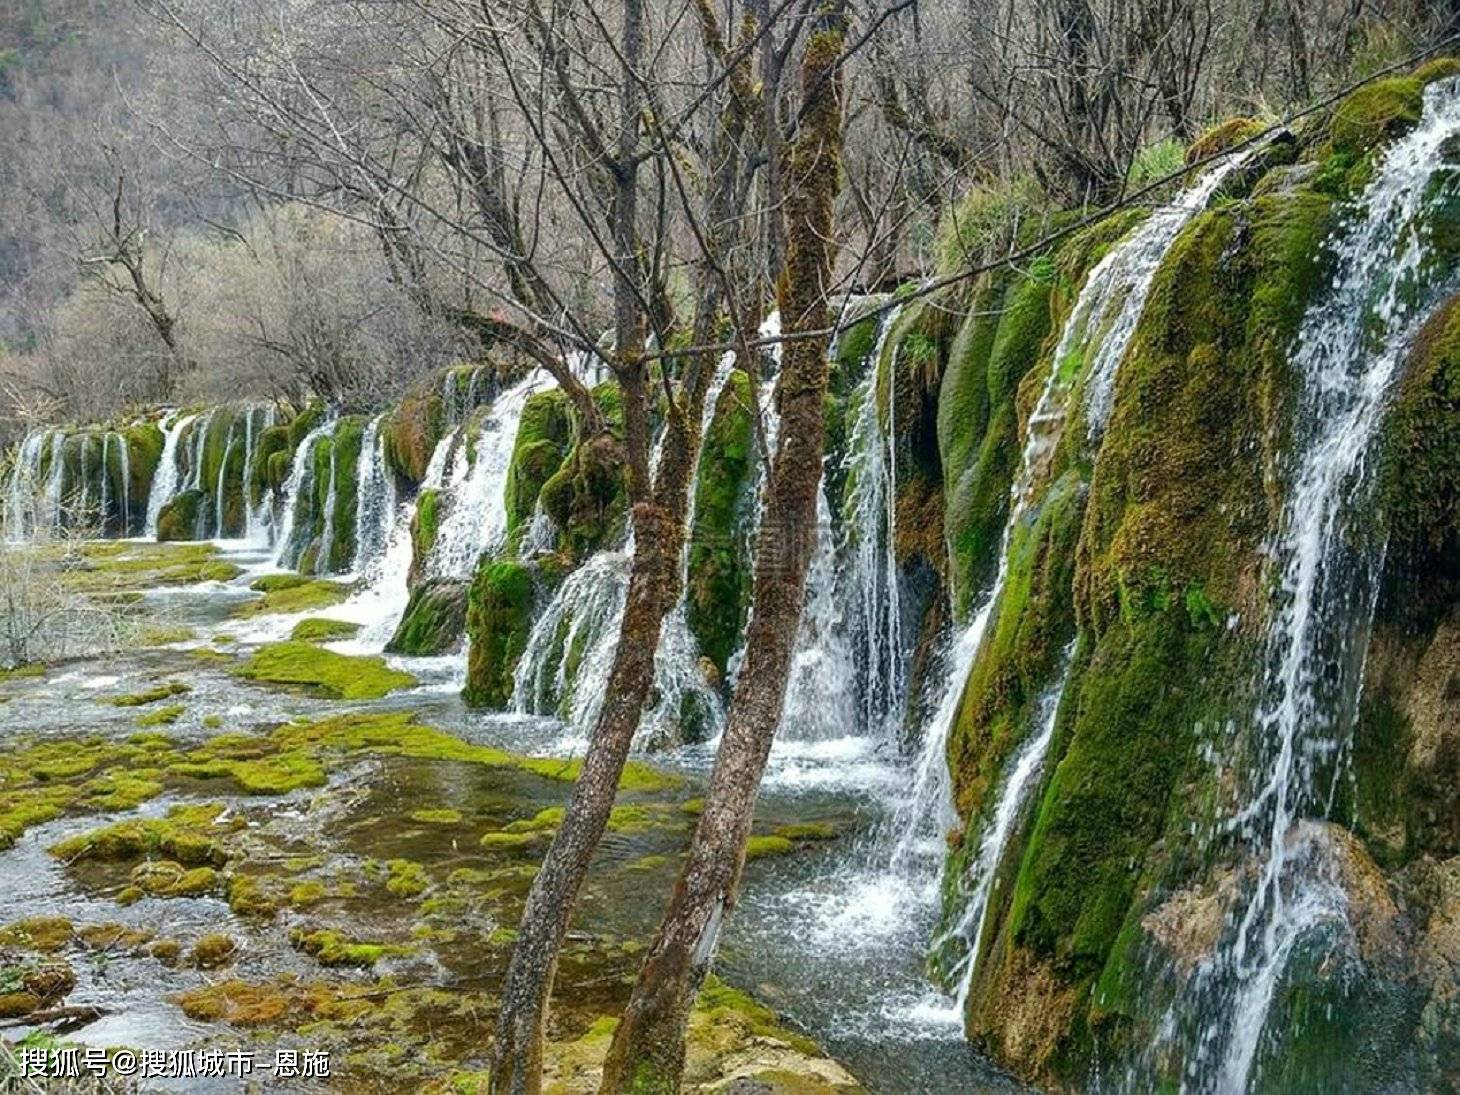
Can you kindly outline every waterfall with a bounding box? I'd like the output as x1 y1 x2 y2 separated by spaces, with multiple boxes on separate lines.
145 413 195 538
213 416 240 538
118 431 131 536
890 149 1261 873
513 547 632 737
776 308 899 741
99 434 111 534
75 436 91 529
271 419 334 569
943 647 1075 1010
430 371 544 579
1167 80 1460 1093
316 432 340 572
513 357 739 744
5 430 46 540
244 405 278 543
185 410 214 494
44 432 64 531
351 415 396 574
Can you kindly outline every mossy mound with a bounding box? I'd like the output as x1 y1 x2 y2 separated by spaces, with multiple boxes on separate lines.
386 578 469 656
237 575 350 617
385 390 445 486
291 617 363 643
686 370 755 676
463 560 535 709
505 388 573 541
236 642 417 700
155 489 206 541
411 488 442 581
539 433 629 560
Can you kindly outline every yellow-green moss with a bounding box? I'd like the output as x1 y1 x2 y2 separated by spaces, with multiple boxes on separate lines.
237 576 350 617
745 835 794 860
236 641 416 700
110 681 191 707
290 617 363 643
463 560 534 708
189 933 237 969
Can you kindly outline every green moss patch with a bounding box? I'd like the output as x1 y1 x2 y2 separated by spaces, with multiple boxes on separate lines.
463 560 534 709
237 577 350 617
236 642 416 700
290 617 363 643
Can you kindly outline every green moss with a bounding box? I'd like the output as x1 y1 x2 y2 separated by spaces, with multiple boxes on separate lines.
155 489 206 541
686 370 755 674
1382 294 1460 577
539 427 628 560
0 917 75 952
745 835 794 860
773 822 838 841
250 423 291 502
385 391 446 485
269 710 677 792
236 642 417 700
110 681 191 707
387 578 469 656
463 561 534 708
1326 76 1424 161
189 933 237 969
123 422 164 534
385 858 429 898
939 269 1054 615
289 881 328 907
413 488 441 565
135 703 186 727
290 617 362 643
290 928 409 968
505 388 573 539
321 416 366 573
236 577 350 617
227 874 279 919
49 804 232 866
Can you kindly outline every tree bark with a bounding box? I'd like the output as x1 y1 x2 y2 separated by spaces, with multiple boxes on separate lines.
597 9 848 1092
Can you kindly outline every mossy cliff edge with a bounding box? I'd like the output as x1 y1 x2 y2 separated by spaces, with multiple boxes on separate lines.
904 59 1460 1089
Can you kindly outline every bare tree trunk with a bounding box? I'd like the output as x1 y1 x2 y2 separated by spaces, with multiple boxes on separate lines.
597 10 848 1091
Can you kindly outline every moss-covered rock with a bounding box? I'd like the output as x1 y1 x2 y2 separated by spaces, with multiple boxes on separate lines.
237 575 350 617
290 617 363 643
385 390 445 486
411 488 441 582
956 157 1340 1084
463 560 534 709
386 578 469 655
685 370 755 675
123 421 164 535
236 642 417 700
539 432 629 560
505 388 574 542
156 489 206 542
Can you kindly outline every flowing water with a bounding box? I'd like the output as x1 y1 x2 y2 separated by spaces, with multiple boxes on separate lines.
429 372 545 580
271 419 334 570
144 413 195 538
1151 79 1460 1094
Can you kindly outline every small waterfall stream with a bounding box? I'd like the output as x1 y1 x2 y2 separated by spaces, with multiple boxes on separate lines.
430 372 544 579
271 419 334 570
144 413 195 538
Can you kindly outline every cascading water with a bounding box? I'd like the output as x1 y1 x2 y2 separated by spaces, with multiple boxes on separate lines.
1153 80 1460 1093
271 419 334 570
513 356 741 745
430 372 544 579
244 405 279 543
316 432 341 573
213 417 240 538
4 430 46 540
99 434 111 533
746 150 1261 1045
145 413 195 538
44 432 64 530
942 647 1074 1011
351 415 396 574
117 432 131 536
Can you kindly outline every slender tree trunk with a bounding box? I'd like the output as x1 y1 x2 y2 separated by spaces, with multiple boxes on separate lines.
598 11 848 1092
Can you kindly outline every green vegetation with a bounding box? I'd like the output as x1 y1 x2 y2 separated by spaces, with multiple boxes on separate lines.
387 579 469 655
290 617 362 642
237 574 350 616
463 560 534 708
111 681 191 707
236 642 417 700
505 388 573 540
686 370 755 675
